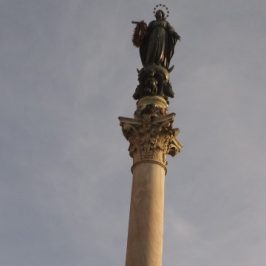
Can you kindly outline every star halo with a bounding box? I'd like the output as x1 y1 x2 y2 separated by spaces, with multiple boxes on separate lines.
153 4 170 18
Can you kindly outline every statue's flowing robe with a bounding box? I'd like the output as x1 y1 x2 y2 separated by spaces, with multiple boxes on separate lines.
140 20 179 69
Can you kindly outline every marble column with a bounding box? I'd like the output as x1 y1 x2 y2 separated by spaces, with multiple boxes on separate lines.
119 96 182 266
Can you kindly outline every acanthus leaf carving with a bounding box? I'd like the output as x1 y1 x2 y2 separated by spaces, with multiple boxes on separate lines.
119 110 182 169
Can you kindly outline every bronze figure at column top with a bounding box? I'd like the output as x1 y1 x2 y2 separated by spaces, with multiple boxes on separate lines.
132 5 180 101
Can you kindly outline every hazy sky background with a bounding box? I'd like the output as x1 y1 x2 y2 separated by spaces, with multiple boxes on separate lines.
1 0 266 265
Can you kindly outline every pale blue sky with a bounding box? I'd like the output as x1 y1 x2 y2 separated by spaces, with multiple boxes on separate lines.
0 0 266 265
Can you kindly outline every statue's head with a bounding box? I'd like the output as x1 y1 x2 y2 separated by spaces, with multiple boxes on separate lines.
153 4 169 20
155 10 165 20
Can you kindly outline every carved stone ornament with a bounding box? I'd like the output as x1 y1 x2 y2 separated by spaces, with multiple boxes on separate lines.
119 97 182 173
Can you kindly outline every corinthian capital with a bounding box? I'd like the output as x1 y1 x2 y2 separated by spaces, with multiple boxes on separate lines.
119 97 182 172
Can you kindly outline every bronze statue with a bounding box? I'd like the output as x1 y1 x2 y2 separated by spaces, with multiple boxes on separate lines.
132 5 180 101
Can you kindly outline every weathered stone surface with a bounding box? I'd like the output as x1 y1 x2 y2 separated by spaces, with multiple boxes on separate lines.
125 163 165 266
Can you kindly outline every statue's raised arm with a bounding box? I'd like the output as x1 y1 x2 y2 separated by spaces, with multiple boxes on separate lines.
132 5 180 101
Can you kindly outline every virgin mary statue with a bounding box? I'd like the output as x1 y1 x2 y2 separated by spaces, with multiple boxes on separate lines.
133 9 180 70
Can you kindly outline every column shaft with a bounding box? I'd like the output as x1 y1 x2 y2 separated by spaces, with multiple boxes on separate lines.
126 162 165 266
